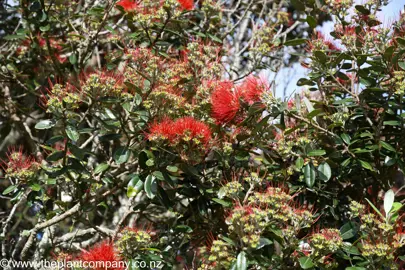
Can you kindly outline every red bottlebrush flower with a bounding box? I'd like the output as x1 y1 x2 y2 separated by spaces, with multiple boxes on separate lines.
172 117 212 145
116 0 138 12
177 0 193 10
307 32 340 53
147 118 175 142
147 117 212 146
1 146 39 178
79 241 123 270
210 81 241 124
238 75 269 104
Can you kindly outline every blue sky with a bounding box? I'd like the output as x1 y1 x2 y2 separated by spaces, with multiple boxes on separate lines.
271 0 405 98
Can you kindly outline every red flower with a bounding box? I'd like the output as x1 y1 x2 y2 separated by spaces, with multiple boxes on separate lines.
1 146 38 177
79 241 123 270
147 117 211 146
211 81 241 124
238 75 268 104
147 118 175 142
172 117 211 145
116 0 139 12
177 0 194 10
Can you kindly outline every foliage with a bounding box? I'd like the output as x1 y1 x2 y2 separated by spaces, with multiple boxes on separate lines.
0 0 404 269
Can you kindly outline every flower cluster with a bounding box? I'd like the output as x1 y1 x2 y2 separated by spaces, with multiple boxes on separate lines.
117 0 193 12
200 187 316 268
81 71 129 99
17 34 66 63
348 201 405 267
147 117 212 162
226 206 267 248
148 117 211 146
42 82 83 115
199 240 236 270
115 227 153 260
309 229 343 255
210 76 269 124
76 228 156 269
78 241 123 270
1 146 39 180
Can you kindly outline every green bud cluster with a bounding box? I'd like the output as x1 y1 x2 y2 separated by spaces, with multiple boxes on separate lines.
116 228 153 260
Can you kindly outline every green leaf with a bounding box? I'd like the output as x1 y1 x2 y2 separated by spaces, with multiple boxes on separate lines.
383 189 395 218
69 53 77 65
30 183 41 191
365 198 385 219
127 175 143 197
342 244 361 255
35 119 56 130
359 160 373 171
341 134 351 145
295 157 304 169
236 251 247 270
297 78 316 86
3 185 17 195
146 159 154 167
306 16 317 29
341 158 351 167
290 0 305 11
398 61 405 70
212 198 232 207
383 120 400 126
207 34 223 43
94 163 109 174
313 50 327 63
166 165 178 173
318 162 332 182
284 38 307 46
383 46 395 61
66 125 80 142
355 5 370 15
308 150 326 156
46 150 65 162
340 221 358 240
175 225 193 233
304 163 316 187
299 257 314 269
380 141 396 152
306 109 323 119
346 267 366 270
39 24 50 32
114 147 130 165
144 175 157 199
257 238 273 249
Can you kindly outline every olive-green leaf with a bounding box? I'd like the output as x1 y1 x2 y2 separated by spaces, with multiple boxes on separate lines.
35 119 56 130
114 147 130 165
144 175 157 199
380 141 396 152
359 160 373 170
340 221 357 240
94 163 109 174
3 185 17 195
127 175 144 198
383 189 395 218
299 257 314 269
318 162 332 182
236 251 247 270
66 125 80 142
296 157 304 169
46 150 65 162
304 163 316 187
308 150 326 156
